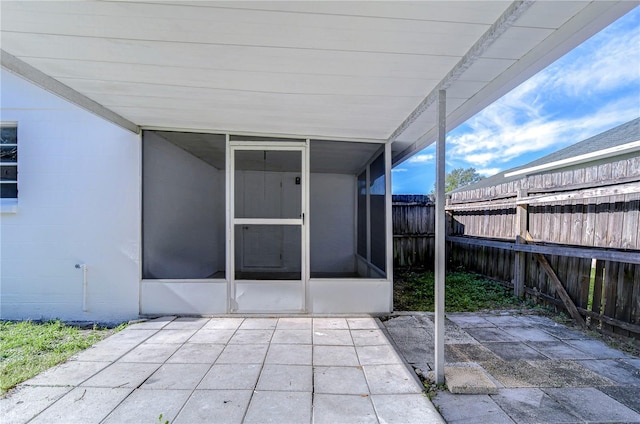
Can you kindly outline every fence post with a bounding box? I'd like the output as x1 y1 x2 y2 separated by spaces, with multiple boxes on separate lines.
513 189 528 297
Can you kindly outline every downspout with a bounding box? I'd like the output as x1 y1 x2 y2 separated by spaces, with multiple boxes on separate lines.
76 263 88 312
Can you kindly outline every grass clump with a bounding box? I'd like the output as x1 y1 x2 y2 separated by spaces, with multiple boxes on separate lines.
394 270 523 312
0 320 121 395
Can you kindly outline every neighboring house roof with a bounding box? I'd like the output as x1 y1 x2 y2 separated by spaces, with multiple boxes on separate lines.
451 117 640 193
0 1 634 165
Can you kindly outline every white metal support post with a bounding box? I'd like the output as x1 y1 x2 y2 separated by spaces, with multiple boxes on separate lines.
434 89 446 384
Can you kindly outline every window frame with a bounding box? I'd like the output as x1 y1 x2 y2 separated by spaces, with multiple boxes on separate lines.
0 123 18 212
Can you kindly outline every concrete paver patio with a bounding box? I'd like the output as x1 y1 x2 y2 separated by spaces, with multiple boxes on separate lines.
382 312 640 424
1 316 444 424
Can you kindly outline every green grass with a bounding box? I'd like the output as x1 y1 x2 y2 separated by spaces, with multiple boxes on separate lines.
0 320 123 395
394 270 523 312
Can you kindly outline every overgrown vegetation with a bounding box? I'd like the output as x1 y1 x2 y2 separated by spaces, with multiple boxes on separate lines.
394 270 523 312
0 320 124 395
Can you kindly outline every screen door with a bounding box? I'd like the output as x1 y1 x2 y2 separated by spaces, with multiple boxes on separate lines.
229 143 307 312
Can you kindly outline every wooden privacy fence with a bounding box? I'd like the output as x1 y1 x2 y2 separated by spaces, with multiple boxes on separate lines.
393 195 435 269
393 156 640 339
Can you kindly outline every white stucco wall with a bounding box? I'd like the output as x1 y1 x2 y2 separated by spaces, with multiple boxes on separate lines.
142 132 225 279
0 69 141 322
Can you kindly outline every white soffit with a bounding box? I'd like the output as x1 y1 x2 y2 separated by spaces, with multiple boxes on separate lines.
0 1 635 152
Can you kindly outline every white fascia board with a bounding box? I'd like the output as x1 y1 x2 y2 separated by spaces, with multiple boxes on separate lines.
505 140 640 178
1 50 140 134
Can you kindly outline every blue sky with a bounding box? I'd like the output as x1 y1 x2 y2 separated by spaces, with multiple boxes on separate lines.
392 6 640 194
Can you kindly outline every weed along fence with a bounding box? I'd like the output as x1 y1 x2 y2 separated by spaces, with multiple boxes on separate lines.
393 142 640 340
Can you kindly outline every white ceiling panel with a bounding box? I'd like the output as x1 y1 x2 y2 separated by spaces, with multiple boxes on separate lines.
0 0 634 160
26 58 438 97
2 32 460 80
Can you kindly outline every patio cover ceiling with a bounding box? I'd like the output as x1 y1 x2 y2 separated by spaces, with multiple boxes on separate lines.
0 1 634 164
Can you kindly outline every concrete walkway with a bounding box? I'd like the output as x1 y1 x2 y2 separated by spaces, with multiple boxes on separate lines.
382 312 640 424
2 317 444 424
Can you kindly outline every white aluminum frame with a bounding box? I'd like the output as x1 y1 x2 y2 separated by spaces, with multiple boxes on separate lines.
227 138 308 313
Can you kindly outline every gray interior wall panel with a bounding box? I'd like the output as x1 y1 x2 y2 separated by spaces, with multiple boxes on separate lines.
143 131 224 279
310 173 356 273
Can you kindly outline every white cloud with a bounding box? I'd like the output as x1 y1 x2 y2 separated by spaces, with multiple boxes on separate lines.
448 102 639 167
407 153 434 164
392 167 408 172
477 167 501 177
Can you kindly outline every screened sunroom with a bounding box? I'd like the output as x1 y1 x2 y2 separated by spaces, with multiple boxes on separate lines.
141 130 392 314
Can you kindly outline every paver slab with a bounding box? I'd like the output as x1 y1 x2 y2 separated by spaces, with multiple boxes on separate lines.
566 339 631 359
264 343 312 365
126 316 175 330
347 317 380 329
445 314 495 328
363 364 422 394
385 325 431 344
102 389 191 424
69 341 139 362
188 329 235 344
313 345 359 366
313 329 353 345
0 386 71 424
239 318 278 330
480 359 615 388
312 394 377 424
543 387 640 422
216 343 268 364
432 392 515 424
197 363 261 390
202 318 244 330
314 366 369 394
313 318 349 330
243 391 312 424
355 344 404 366
270 329 311 344
501 327 558 342
576 359 640 386
524 341 595 360
382 315 421 328
29 387 132 424
351 329 388 346
445 344 502 363
228 329 274 344
106 329 158 344
166 342 224 363
23 360 110 386
372 394 445 424
140 363 211 390
484 342 549 361
490 388 581 424
598 385 640 413
445 366 498 394
483 315 527 327
394 342 434 364
256 364 313 392
118 342 181 363
163 317 209 330
466 327 520 343
173 390 252 424
81 362 159 388
276 317 312 330
144 329 196 344
538 324 589 340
